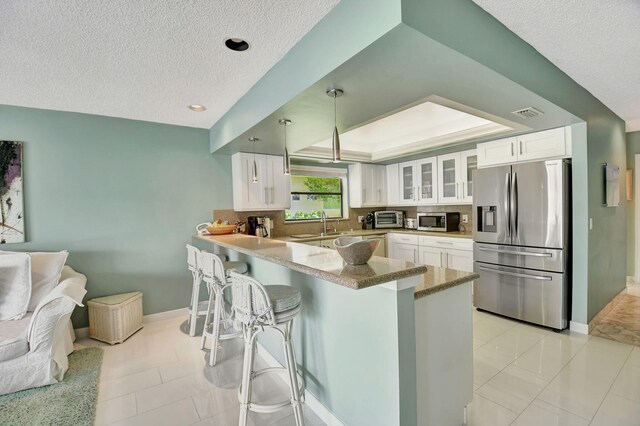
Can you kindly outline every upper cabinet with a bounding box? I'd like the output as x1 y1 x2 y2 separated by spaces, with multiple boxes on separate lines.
477 127 571 168
397 157 439 205
348 163 387 208
437 149 477 204
232 152 291 211
386 163 401 206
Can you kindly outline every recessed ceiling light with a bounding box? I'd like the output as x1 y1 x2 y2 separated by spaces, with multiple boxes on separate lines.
225 38 250 52
188 104 206 112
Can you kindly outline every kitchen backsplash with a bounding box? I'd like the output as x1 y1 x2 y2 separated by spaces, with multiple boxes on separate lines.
212 204 472 238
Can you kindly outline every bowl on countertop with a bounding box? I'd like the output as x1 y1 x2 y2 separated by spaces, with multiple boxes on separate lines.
333 237 382 265
205 224 236 235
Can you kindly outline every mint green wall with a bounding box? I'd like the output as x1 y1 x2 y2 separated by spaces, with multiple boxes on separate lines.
0 105 232 327
627 131 640 276
401 0 627 324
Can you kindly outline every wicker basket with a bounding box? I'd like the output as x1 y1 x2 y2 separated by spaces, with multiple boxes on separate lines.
87 291 143 345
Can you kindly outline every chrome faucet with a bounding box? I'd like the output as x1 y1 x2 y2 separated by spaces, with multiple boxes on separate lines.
321 211 328 235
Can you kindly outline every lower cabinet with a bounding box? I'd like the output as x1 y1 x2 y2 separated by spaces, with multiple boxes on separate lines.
388 234 473 272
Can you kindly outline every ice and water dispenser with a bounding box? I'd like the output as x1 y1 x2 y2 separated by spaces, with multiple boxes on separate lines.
477 206 497 233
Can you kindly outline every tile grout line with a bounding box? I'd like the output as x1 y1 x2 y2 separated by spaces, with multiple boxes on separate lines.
507 334 593 425
585 344 635 425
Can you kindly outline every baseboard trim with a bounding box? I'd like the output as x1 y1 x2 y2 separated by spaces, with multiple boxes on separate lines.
256 342 345 426
569 321 589 335
74 307 189 339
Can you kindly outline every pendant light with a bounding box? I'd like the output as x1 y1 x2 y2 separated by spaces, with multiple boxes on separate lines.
249 137 259 183
279 119 291 175
326 88 343 163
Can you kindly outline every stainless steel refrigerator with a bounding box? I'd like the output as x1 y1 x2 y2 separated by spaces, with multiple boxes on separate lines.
472 159 570 330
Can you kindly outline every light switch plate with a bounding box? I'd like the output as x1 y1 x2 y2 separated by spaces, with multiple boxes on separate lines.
462 214 468 223
358 216 364 223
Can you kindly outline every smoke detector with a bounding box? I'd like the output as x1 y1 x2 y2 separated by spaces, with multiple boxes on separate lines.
511 107 544 119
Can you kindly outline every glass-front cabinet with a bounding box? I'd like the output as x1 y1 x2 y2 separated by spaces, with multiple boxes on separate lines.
399 161 417 203
437 149 477 204
416 157 438 205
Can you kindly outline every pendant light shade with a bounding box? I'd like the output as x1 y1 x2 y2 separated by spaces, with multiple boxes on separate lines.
279 119 291 175
326 88 343 163
249 137 259 183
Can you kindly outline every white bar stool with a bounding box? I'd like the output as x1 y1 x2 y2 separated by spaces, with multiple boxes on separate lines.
185 244 229 337
228 271 305 426
200 252 247 366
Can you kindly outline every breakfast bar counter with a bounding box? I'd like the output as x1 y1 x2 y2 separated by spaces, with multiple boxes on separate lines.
193 233 475 426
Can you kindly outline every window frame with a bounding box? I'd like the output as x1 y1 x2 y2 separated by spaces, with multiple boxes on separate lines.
285 166 349 222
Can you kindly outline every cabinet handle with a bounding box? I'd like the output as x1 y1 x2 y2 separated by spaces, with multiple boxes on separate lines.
511 142 515 156
462 181 466 198
440 252 444 267
456 182 459 199
414 248 417 263
377 189 381 203
436 241 454 245
519 140 523 155
271 187 275 204
417 186 421 201
264 187 269 204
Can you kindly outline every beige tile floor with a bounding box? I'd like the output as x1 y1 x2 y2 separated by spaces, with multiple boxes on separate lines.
74 317 324 426
76 312 640 426
469 309 640 426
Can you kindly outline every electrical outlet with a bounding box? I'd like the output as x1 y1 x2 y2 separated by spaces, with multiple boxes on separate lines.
358 216 364 223
462 214 468 224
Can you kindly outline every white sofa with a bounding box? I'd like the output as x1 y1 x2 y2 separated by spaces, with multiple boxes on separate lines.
0 266 87 396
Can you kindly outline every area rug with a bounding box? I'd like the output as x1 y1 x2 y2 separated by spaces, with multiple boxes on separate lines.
0 347 104 426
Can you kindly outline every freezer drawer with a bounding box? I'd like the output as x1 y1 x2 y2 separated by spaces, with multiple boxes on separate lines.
473 243 565 273
473 262 567 330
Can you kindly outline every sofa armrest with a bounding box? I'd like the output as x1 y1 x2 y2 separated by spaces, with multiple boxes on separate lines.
59 266 87 290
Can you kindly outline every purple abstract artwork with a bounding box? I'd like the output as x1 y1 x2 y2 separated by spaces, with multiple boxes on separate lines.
0 141 24 243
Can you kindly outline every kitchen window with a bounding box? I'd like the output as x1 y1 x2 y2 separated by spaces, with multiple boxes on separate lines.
285 169 346 221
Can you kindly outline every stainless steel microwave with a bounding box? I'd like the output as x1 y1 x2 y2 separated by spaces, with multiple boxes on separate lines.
417 212 460 232
373 211 404 229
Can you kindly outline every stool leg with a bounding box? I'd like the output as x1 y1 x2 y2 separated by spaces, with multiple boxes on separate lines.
200 284 215 350
238 327 256 426
208 287 223 366
188 272 201 337
282 321 305 426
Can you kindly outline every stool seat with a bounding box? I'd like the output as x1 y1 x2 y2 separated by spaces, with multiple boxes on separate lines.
223 261 248 276
265 285 301 313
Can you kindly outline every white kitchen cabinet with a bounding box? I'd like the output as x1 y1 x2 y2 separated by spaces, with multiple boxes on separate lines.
516 127 566 162
445 249 474 273
386 163 401 206
476 137 517 168
232 152 291 211
388 233 473 271
348 163 387 208
397 157 438 205
437 149 476 204
391 242 419 263
419 246 445 267
477 126 572 168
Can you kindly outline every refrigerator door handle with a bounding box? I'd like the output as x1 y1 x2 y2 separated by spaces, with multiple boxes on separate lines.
511 172 518 239
476 246 553 257
477 265 552 281
504 172 511 237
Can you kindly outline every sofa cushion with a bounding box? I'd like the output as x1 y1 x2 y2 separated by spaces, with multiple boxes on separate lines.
0 250 69 311
0 253 32 321
0 314 31 362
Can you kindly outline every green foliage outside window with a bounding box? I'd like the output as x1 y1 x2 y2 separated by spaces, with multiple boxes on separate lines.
286 176 343 221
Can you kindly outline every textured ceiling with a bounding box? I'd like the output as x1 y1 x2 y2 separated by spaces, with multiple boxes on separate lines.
472 0 640 131
0 0 339 128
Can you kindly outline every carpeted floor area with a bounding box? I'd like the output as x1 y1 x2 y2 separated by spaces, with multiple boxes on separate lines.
0 347 104 426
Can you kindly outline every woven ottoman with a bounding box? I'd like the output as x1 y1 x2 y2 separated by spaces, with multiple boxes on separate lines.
87 291 143 345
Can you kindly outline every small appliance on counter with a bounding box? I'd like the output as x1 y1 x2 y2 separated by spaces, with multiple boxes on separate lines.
362 212 374 230
404 218 417 229
373 211 404 229
417 212 460 232
247 216 270 238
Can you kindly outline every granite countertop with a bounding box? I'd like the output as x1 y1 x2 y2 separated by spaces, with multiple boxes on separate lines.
196 233 428 290
195 234 478 297
413 267 479 299
276 229 473 243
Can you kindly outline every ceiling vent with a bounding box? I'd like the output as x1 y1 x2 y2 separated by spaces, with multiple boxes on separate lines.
511 107 544 119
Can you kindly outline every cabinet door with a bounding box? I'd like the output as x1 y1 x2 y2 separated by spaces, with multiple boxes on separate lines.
265 155 291 209
386 163 400 206
438 153 461 203
416 157 438 205
374 165 387 206
446 249 474 272
477 137 517 168
419 246 444 267
389 242 418 263
399 161 417 203
517 127 566 162
232 153 267 211
460 149 477 204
